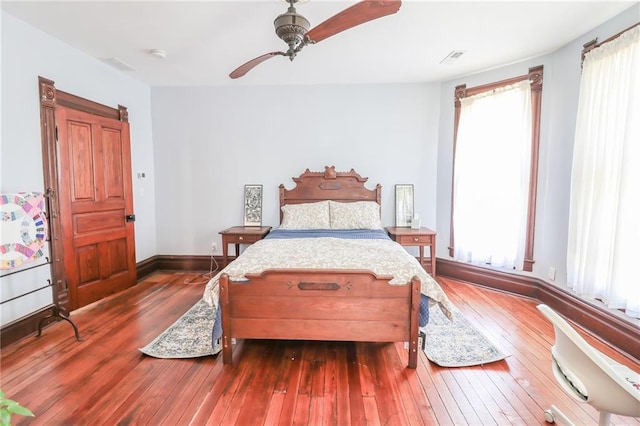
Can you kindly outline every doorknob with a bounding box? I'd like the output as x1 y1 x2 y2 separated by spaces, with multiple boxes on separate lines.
125 214 136 222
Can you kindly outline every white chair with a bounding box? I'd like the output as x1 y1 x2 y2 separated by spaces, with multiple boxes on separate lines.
537 304 640 426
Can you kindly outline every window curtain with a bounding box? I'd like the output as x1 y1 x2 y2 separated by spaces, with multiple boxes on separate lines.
453 80 532 270
567 25 640 318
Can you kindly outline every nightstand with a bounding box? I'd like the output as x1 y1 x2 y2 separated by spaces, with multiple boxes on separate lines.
385 226 437 277
219 226 272 266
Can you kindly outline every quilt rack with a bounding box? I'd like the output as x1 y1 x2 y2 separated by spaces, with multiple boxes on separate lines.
0 260 81 341
0 189 81 341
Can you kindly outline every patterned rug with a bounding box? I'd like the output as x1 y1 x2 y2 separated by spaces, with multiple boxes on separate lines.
139 299 220 358
424 303 509 367
139 299 508 367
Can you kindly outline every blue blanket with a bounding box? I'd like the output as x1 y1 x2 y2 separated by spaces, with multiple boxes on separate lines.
264 228 392 240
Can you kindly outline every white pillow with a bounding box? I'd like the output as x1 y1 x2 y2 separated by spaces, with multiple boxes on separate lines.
280 201 330 229
329 201 382 229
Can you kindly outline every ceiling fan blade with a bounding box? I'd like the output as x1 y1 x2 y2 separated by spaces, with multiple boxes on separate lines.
305 0 401 44
230 52 284 79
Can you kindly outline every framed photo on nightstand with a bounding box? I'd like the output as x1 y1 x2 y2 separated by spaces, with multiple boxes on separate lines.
243 184 263 226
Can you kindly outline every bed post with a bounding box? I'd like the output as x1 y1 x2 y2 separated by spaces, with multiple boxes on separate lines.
219 273 233 364
408 276 421 369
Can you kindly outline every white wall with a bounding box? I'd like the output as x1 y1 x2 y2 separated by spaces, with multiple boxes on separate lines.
151 83 442 256
0 11 157 325
436 4 640 286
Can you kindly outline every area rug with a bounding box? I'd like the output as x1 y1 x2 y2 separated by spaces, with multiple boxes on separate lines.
140 298 508 366
424 303 509 367
139 299 220 358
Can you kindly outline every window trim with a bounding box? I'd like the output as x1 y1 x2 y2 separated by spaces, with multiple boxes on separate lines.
448 65 543 272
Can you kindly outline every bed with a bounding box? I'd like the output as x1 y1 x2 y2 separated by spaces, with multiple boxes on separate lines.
203 166 453 369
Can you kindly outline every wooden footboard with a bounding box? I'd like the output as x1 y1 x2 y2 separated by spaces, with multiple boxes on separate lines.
219 269 421 368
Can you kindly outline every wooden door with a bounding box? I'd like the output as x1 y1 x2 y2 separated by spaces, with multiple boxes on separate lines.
56 106 136 309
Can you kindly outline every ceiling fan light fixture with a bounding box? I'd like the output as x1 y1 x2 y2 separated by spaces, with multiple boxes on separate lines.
274 5 310 51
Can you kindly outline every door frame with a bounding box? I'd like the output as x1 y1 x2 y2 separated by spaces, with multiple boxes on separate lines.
38 76 130 313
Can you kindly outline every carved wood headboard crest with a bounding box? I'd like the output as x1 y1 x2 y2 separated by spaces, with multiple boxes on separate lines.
279 166 382 222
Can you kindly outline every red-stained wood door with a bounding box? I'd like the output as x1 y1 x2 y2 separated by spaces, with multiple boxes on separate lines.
56 106 136 310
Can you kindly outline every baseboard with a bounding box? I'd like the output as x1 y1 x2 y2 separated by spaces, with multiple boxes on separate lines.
4 254 637 359
150 254 215 272
437 258 639 360
437 259 539 298
0 306 57 349
136 255 158 281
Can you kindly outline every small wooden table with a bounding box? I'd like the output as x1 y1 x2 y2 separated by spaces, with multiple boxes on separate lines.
219 226 272 266
385 226 437 277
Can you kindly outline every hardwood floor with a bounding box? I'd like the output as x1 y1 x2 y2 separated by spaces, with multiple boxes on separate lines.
1 271 638 425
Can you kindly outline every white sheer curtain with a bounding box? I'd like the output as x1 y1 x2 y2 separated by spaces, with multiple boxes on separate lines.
453 80 532 270
567 25 640 318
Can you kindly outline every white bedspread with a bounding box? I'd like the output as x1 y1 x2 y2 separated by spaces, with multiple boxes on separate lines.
203 237 453 320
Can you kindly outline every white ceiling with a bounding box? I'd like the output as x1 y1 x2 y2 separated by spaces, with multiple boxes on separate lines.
2 1 636 87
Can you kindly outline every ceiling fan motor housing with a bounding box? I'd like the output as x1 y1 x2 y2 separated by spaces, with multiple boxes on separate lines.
274 5 310 53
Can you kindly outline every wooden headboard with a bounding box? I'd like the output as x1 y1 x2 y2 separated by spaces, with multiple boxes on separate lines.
279 166 381 223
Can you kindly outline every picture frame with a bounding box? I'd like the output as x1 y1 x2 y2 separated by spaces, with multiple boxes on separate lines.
395 184 414 227
243 184 263 227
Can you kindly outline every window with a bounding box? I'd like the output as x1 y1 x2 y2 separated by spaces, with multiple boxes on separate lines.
449 66 543 272
567 24 639 318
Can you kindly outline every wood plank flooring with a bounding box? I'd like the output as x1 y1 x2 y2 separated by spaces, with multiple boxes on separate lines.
1 271 638 425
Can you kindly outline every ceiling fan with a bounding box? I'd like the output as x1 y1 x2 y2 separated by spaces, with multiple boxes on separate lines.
229 0 402 79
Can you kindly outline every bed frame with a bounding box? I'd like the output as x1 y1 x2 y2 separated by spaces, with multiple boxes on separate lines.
219 166 421 368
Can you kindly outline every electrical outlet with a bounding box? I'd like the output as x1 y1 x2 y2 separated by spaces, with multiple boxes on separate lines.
211 241 217 252
548 266 556 281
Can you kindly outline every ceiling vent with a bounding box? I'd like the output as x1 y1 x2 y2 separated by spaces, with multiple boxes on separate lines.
440 50 465 65
105 57 136 72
